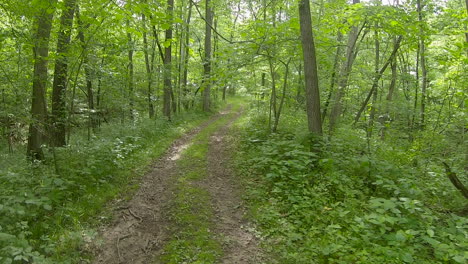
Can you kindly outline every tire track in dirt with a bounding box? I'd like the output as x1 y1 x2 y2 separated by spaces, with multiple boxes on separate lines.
92 105 264 263
198 108 265 264
91 111 227 264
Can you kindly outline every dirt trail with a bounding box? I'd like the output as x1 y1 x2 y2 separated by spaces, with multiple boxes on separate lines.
92 106 263 264
200 109 265 264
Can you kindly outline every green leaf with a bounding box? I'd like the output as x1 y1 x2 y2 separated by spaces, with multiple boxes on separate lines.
402 253 414 263
0 232 15 241
395 230 406 242
452 255 466 263
163 39 172 48
161 23 171 30
426 229 434 237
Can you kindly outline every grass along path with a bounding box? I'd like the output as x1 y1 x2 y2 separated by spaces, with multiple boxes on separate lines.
93 102 263 264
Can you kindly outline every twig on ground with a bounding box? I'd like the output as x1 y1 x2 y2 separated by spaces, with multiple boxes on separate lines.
116 234 131 263
128 209 143 222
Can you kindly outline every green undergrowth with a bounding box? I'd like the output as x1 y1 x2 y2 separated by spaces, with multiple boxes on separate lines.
0 110 217 264
159 103 241 264
234 105 467 264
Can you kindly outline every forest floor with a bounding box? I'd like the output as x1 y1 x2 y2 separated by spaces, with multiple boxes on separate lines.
91 104 265 264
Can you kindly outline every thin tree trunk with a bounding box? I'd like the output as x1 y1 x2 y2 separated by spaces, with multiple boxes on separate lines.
465 0 468 44
386 38 398 102
127 20 135 121
354 36 403 125
272 59 291 132
298 0 322 136
172 19 179 114
182 1 193 110
381 37 399 140
142 11 155 118
412 44 420 132
202 0 213 112
76 8 96 135
328 0 361 134
418 0 427 128
322 31 343 124
368 27 380 137
97 51 105 127
163 0 174 119
177 5 184 114
51 0 77 147
268 57 277 132
27 0 58 160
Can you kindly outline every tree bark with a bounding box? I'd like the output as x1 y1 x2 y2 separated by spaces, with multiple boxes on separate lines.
202 0 213 112
27 0 58 160
368 27 380 137
322 31 343 124
417 0 427 128
465 0 468 44
272 59 291 132
298 0 322 136
328 0 361 133
386 38 398 102
76 7 97 138
182 1 193 110
51 0 77 147
163 0 174 119
142 11 155 118
127 19 135 121
268 57 277 132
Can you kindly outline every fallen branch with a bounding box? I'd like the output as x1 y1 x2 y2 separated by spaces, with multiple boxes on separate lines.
442 162 468 199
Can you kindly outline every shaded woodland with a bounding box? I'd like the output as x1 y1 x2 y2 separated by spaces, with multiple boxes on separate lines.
0 0 467 263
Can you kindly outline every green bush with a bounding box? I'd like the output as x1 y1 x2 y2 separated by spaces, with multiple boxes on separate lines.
0 112 210 263
236 109 468 264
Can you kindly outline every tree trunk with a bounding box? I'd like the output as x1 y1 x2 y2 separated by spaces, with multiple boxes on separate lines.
328 0 361 133
418 0 427 128
272 59 291 132
97 51 105 127
465 0 468 46
386 38 398 102
127 20 135 121
368 27 380 137
212 18 218 102
268 58 277 132
51 0 77 147
296 63 304 104
411 45 420 132
163 0 174 119
322 31 343 124
202 0 213 112
76 8 97 134
27 0 58 160
182 1 193 110
354 36 403 124
142 11 155 118
298 0 322 136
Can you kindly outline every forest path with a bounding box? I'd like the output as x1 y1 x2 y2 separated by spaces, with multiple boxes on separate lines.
201 108 265 264
92 104 264 264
